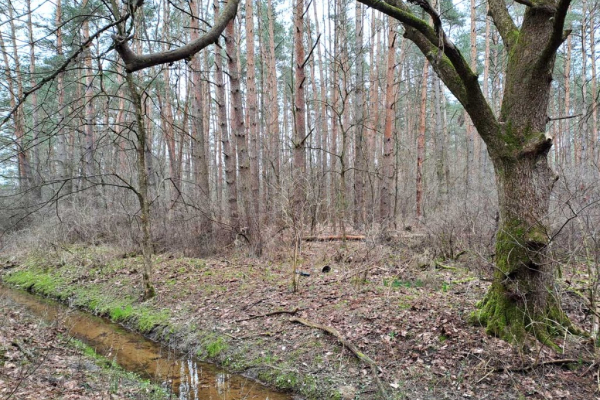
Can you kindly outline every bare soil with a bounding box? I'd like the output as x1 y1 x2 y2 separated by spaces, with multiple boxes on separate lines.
1 237 598 399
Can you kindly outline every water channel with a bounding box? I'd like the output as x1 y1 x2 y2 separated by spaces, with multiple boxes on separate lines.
0 284 292 400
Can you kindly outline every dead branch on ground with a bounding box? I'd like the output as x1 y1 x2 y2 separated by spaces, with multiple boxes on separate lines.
289 316 389 398
235 307 299 322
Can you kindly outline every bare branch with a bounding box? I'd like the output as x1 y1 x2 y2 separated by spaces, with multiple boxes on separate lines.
487 0 519 51
113 0 240 72
537 0 573 69
0 13 131 129
358 0 501 149
513 0 535 7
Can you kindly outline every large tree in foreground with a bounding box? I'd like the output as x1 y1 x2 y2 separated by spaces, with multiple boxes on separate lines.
359 0 575 346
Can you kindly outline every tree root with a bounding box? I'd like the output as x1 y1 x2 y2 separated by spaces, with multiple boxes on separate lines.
471 286 584 351
236 308 299 322
289 317 388 399
494 358 594 373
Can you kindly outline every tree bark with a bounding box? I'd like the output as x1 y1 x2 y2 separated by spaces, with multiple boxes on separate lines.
26 0 41 199
416 60 428 220
265 0 281 218
353 2 366 230
113 0 240 72
564 35 572 166
226 19 256 248
55 0 71 195
380 18 398 226
244 0 262 255
82 1 96 182
189 0 211 234
293 0 307 226
591 8 598 164
3 4 31 192
126 72 156 300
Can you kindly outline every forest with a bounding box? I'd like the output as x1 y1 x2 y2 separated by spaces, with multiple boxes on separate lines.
1 0 600 398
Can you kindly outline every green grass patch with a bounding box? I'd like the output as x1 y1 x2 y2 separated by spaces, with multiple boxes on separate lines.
383 278 424 289
5 269 71 299
109 304 134 321
135 307 170 333
206 336 228 358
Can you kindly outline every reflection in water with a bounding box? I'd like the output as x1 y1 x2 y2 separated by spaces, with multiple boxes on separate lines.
0 285 291 400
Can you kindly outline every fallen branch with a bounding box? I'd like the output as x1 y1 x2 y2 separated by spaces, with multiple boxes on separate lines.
224 329 285 341
495 358 594 373
452 250 467 261
435 261 457 271
236 308 299 322
303 235 366 242
12 339 35 361
289 317 388 398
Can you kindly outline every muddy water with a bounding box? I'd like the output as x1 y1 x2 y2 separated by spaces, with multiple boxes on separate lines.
0 285 292 400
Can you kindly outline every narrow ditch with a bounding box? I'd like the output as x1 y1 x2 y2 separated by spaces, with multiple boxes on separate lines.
0 284 292 400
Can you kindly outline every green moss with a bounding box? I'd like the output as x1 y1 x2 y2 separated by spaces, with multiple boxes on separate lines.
471 283 527 344
470 215 574 348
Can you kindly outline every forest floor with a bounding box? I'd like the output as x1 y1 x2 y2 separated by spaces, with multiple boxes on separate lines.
0 235 598 399
0 288 168 399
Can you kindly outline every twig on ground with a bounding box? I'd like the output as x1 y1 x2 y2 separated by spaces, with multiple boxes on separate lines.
495 358 594 373
303 235 366 242
241 297 265 311
235 307 300 322
12 339 35 361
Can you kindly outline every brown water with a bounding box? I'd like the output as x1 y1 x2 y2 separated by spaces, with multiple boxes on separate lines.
0 285 292 400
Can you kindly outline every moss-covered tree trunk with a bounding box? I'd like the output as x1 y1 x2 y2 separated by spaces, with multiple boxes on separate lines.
476 150 566 345
359 0 575 345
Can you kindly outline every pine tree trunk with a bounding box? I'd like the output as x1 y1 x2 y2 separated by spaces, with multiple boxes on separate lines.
214 0 238 230
226 19 256 246
564 35 572 166
353 2 366 230
416 60 428 220
380 18 397 226
591 9 598 164
190 0 211 234
26 0 41 199
266 0 280 216
244 0 262 254
581 0 589 164
4 3 31 191
55 0 71 195
82 1 95 182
